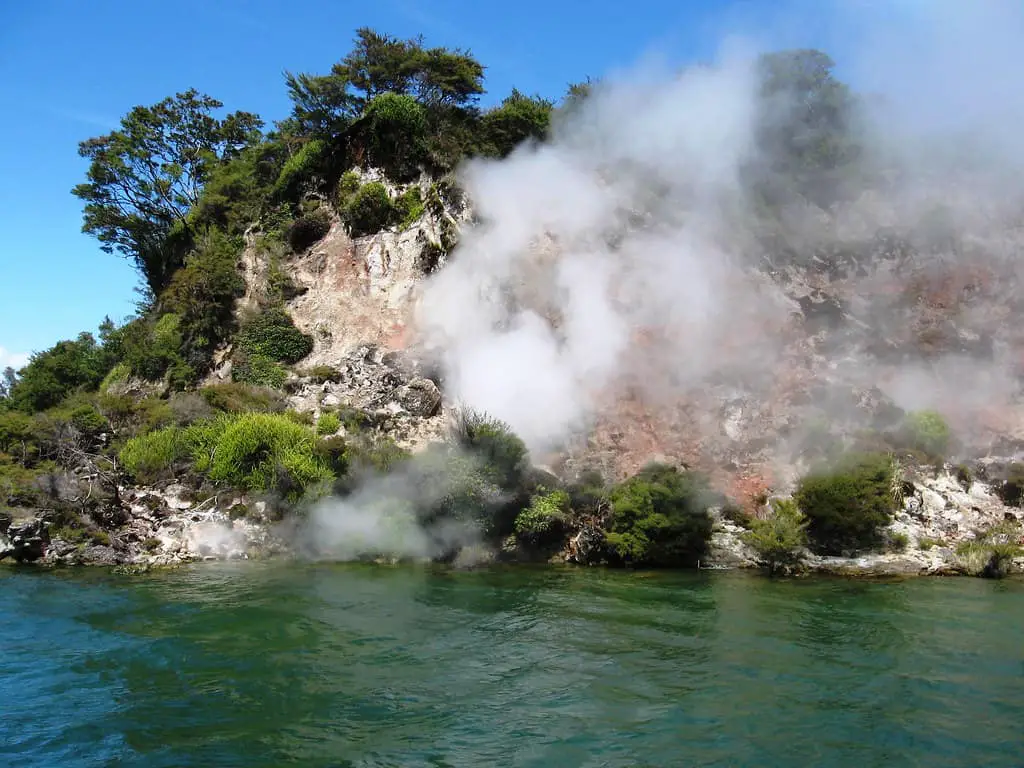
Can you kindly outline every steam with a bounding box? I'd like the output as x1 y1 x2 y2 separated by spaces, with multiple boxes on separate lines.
299 2 1024 557
413 0 1024 470
417 47 782 451
295 449 491 562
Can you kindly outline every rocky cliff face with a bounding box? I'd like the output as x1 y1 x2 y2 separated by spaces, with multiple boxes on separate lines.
7 170 1024 576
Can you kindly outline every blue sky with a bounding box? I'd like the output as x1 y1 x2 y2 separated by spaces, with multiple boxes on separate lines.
0 0 845 367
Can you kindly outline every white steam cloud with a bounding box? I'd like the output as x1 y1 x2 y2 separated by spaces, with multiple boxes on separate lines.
417 47 783 452
414 0 1024 468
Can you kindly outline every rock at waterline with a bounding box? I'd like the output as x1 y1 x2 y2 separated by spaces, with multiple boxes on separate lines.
5 519 48 563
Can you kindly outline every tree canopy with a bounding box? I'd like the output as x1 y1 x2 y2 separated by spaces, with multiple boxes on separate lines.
751 49 863 208
280 27 485 142
72 89 263 296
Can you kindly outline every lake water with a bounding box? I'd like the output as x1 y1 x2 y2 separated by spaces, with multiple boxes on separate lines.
1 563 1021 767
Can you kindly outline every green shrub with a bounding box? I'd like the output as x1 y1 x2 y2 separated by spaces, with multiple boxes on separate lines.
232 353 287 389
0 457 48 507
273 138 328 201
200 383 284 414
919 536 944 551
742 498 809 574
955 463 973 489
335 170 361 209
65 403 108 437
888 530 909 552
605 463 715 567
396 187 424 229
287 210 331 252
8 332 109 412
342 181 397 237
207 412 331 498
304 365 342 384
514 489 570 543
317 411 341 436
364 92 428 180
454 409 529 492
263 245 303 303
161 228 246 369
0 410 37 458
235 308 313 364
99 362 131 393
996 463 1024 507
479 90 554 158
119 426 189 482
118 314 186 382
955 522 1022 578
345 434 410 475
898 410 952 459
165 392 213 426
314 435 349 478
284 410 315 426
795 451 898 554
122 412 332 500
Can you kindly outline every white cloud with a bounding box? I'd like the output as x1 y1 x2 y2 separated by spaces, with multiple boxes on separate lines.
0 347 29 371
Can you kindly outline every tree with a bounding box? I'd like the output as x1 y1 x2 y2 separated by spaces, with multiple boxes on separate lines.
281 28 485 141
751 49 862 208
8 333 110 412
795 452 898 554
363 92 428 178
605 463 715 567
743 498 809 575
479 90 554 158
72 89 263 295
282 70 359 138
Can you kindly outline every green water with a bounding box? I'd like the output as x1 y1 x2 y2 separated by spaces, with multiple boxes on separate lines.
1 565 1021 767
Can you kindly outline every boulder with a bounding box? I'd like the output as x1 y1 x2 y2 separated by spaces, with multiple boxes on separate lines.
79 545 122 566
7 519 48 562
394 378 442 417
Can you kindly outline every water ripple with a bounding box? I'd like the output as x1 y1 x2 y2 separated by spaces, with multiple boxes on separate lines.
0 565 1021 767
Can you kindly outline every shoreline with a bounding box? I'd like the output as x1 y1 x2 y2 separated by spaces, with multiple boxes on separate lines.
3 460 1022 579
